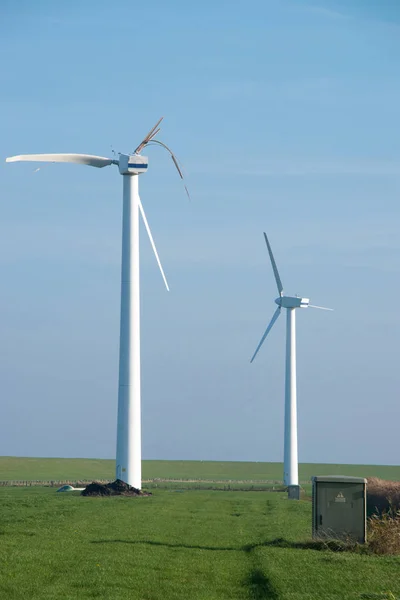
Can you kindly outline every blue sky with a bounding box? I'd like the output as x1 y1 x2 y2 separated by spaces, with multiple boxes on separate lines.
1 0 400 467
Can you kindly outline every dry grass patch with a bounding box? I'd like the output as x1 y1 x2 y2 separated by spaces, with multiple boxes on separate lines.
368 510 400 555
367 477 400 515
365 478 400 556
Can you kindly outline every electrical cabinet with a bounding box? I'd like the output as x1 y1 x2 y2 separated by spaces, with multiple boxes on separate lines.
312 476 367 543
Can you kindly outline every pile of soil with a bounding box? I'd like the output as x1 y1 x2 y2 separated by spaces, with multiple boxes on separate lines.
367 477 400 515
81 479 151 497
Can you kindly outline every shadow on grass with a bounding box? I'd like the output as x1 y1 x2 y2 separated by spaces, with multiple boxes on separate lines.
91 536 353 553
245 568 279 599
91 539 237 552
91 539 280 598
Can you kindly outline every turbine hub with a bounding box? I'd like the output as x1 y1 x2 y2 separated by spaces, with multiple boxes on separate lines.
275 296 310 309
118 153 148 175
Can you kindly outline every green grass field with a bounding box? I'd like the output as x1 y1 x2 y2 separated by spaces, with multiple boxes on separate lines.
0 487 399 600
1 456 400 484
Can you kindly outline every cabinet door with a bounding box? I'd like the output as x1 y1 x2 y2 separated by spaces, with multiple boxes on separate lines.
317 483 364 541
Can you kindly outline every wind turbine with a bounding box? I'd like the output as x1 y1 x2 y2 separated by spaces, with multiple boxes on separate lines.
250 232 332 490
6 118 187 490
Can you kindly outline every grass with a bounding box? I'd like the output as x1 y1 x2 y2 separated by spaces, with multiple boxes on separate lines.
1 456 400 484
0 487 399 600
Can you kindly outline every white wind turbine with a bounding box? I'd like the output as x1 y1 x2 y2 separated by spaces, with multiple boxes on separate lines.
6 118 188 490
250 233 332 489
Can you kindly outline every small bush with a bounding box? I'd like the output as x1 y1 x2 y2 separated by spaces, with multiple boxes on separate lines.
367 509 400 555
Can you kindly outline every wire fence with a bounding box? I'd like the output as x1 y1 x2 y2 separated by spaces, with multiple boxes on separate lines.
0 478 310 492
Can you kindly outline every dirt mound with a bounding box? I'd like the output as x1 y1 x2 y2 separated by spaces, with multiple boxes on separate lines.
367 477 400 515
81 479 151 497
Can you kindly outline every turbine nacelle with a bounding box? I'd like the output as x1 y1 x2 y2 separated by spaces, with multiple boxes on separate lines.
118 154 149 175
275 296 309 309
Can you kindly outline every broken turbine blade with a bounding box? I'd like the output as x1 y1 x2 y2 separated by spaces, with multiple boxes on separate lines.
144 138 192 201
134 117 164 154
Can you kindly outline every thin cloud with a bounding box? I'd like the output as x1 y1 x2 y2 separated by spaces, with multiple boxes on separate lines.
208 77 335 102
301 5 350 21
191 158 400 177
242 161 400 177
0 222 120 266
301 2 400 31
208 81 258 101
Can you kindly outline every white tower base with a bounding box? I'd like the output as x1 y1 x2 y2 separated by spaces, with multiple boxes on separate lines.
116 174 142 489
284 308 299 487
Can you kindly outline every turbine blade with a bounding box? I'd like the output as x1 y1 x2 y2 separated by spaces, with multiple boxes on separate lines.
6 153 114 168
138 197 170 291
308 304 334 311
250 307 281 363
263 232 283 296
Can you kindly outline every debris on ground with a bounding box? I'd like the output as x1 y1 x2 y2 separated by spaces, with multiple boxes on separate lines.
81 479 152 497
57 485 74 492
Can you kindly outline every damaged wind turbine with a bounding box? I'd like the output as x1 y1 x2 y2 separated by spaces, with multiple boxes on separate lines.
6 117 188 489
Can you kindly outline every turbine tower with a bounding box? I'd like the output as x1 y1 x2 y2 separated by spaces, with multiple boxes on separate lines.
6 118 187 490
250 232 332 491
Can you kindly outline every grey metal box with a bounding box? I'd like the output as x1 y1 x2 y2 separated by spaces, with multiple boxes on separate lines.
288 485 300 500
312 476 367 543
